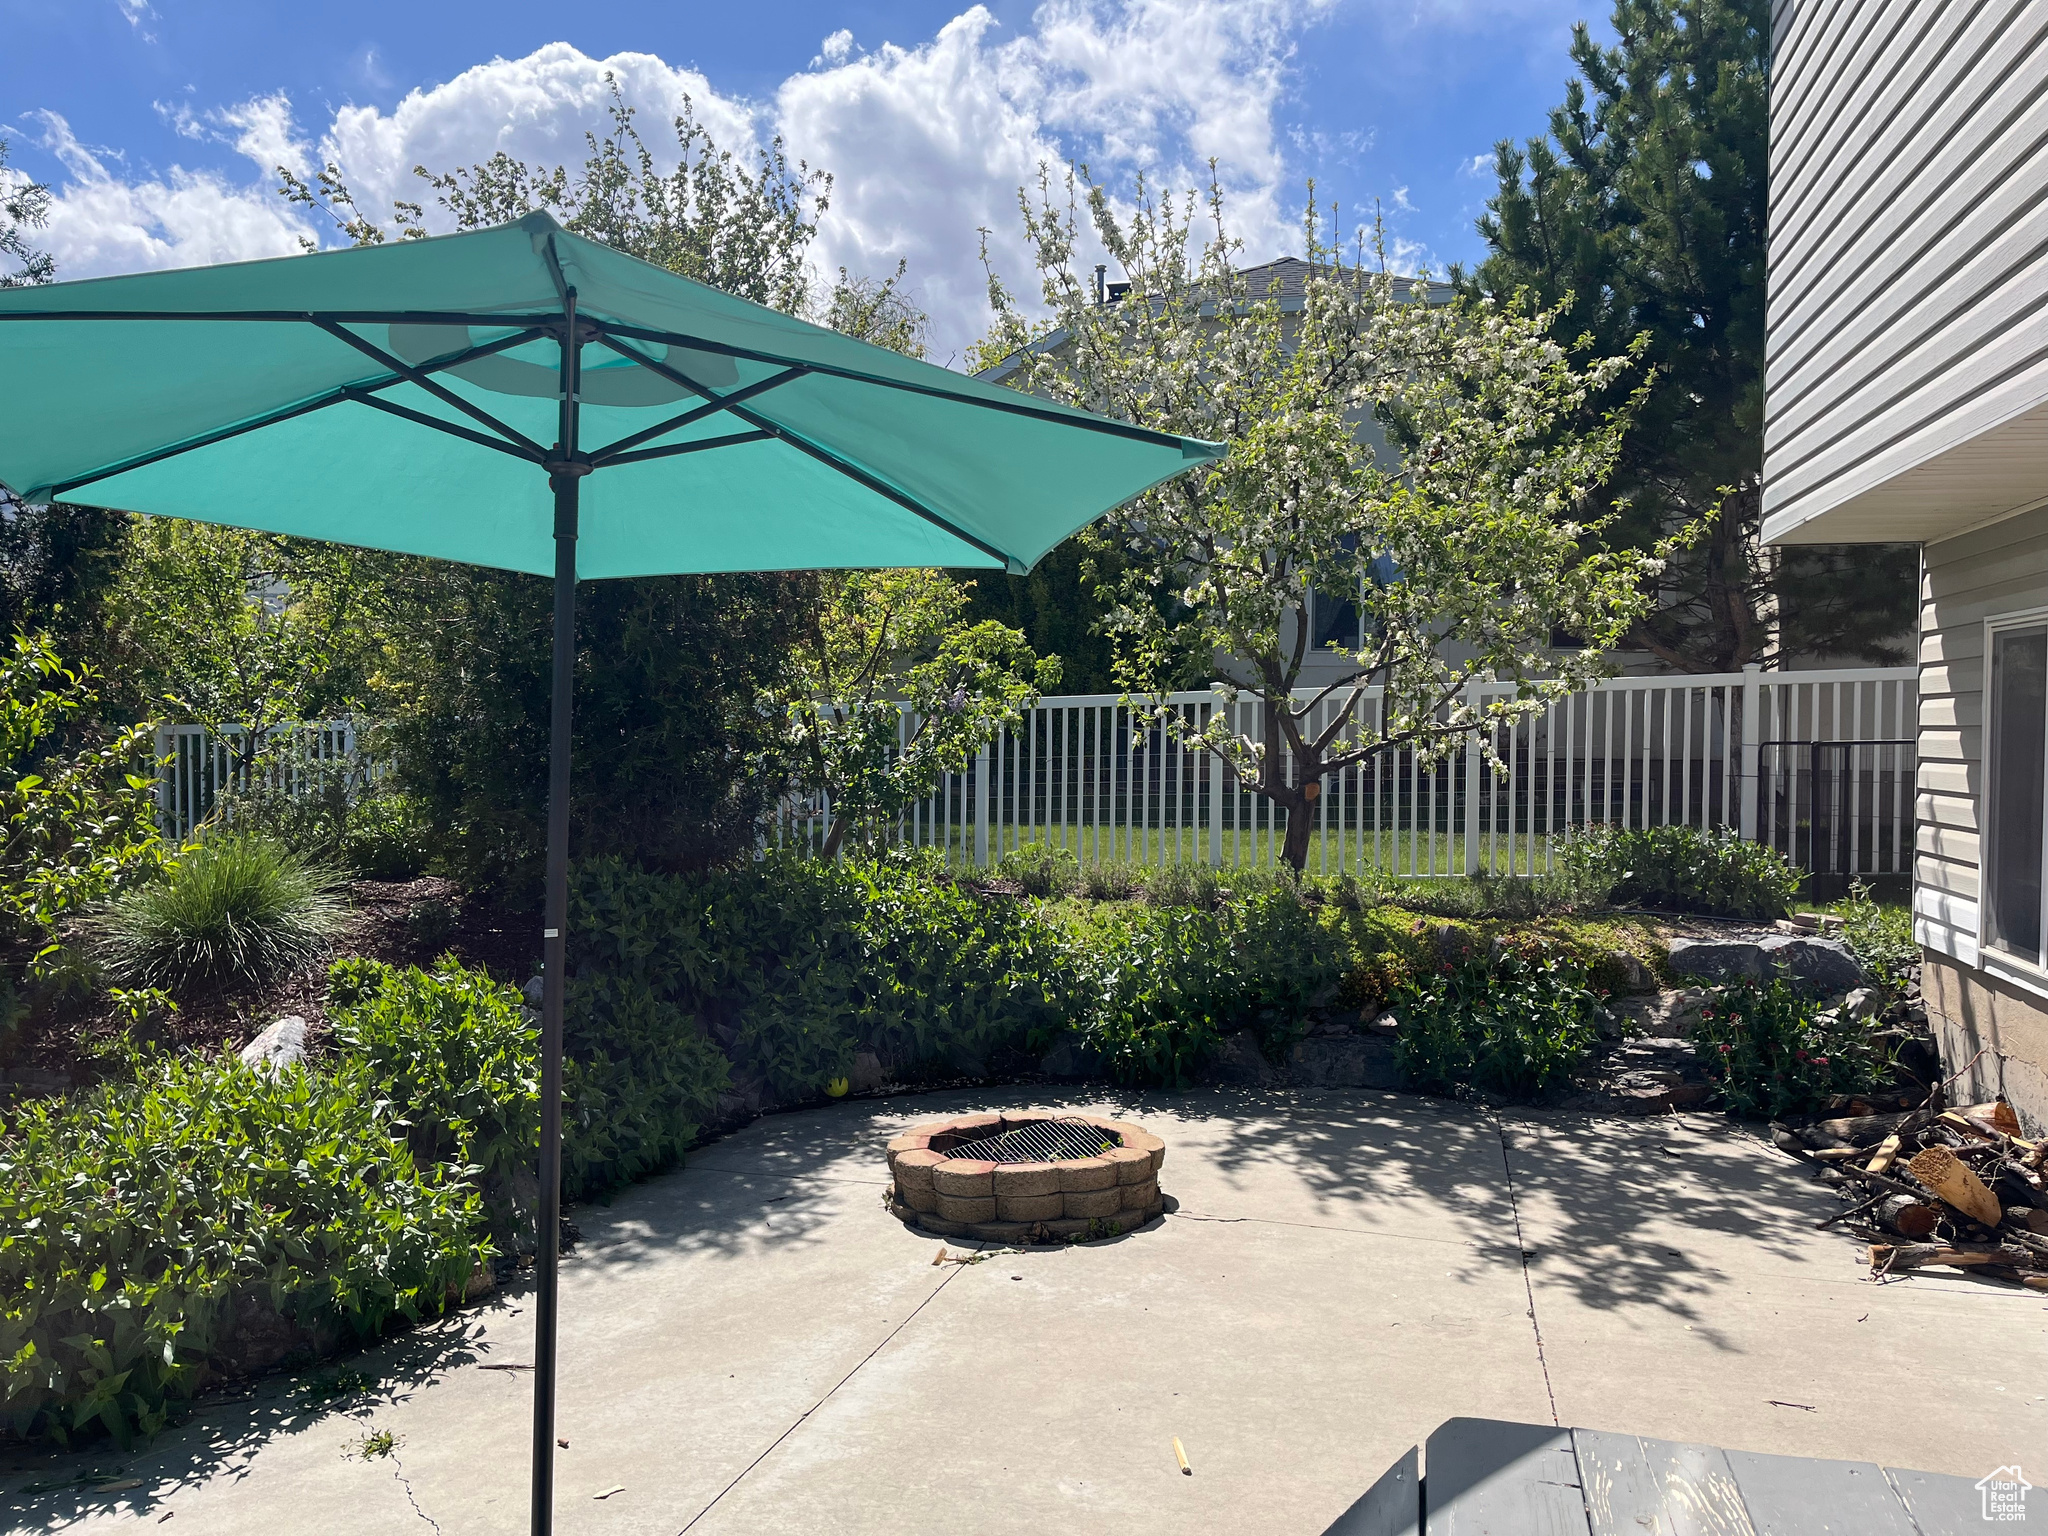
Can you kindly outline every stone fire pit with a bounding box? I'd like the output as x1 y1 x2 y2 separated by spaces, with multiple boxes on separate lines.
885 1111 1167 1241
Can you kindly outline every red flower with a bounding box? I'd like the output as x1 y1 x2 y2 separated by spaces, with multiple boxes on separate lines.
1813 1055 1829 1067
1718 1044 1731 1054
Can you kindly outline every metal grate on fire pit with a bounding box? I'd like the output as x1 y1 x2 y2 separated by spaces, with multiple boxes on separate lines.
944 1117 1123 1165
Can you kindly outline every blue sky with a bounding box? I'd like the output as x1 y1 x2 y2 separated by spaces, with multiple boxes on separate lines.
1 0 1608 360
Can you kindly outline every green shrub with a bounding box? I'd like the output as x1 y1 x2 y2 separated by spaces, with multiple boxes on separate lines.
0 634 163 976
1691 979 1891 1119
340 790 435 882
1837 881 1916 993
329 954 730 1221
327 959 537 1243
1071 904 1230 1087
1394 939 1600 1099
0 1051 484 1447
84 833 349 992
1064 882 1346 1082
995 842 1079 898
1078 861 1145 901
1145 862 1226 909
1561 825 1800 919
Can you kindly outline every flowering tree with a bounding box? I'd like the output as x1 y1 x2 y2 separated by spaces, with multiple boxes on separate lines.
980 170 1681 870
787 569 1057 858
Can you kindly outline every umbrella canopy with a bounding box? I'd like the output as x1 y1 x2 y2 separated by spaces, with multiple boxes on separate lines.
0 211 1220 1536
0 210 1211 575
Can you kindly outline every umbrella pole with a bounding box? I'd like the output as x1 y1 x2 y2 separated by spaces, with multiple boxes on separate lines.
532 471 577 1535
533 284 584 1536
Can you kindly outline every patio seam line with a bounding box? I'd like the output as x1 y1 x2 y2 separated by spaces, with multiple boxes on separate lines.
1493 1112 1560 1427
675 1264 965 1533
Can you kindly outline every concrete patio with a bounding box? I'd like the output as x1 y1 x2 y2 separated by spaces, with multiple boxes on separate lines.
6 1086 2043 1535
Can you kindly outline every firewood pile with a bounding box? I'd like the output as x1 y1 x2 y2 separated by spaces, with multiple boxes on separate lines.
1774 1101 2048 1288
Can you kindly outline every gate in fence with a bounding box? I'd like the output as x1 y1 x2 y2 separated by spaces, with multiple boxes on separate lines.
768 664 1919 879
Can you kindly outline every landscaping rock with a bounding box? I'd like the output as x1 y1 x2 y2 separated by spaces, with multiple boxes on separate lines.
1666 938 1771 984
1610 988 1710 1039
1204 1031 1276 1087
522 975 544 1007
1286 1035 1405 1090
848 1050 886 1094
240 1017 307 1073
1365 1011 1401 1037
1841 987 1881 1020
1666 935 1865 995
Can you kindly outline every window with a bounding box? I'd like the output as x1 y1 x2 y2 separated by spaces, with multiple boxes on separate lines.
1985 618 2048 967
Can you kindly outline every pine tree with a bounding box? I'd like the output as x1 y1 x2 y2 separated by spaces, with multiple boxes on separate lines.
1463 0 1914 671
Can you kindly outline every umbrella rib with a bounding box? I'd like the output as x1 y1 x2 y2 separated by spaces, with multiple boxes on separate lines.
598 429 773 468
593 336 1020 569
594 320 1204 453
342 391 548 462
585 367 807 466
27 325 553 500
313 320 548 457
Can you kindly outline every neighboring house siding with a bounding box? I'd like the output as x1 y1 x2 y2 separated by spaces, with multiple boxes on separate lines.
1762 0 2048 546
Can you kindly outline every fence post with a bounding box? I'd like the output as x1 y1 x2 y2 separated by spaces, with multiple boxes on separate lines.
1463 683 1481 876
974 741 991 867
1207 698 1224 868
1739 663 1761 841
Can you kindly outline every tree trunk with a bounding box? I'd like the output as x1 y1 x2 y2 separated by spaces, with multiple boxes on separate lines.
1277 742 1322 873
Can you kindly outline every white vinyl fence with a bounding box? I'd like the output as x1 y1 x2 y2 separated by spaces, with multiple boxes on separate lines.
771 665 1919 882
154 720 371 843
157 664 1917 883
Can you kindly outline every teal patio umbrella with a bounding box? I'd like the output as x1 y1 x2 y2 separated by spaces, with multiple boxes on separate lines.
0 212 1219 1533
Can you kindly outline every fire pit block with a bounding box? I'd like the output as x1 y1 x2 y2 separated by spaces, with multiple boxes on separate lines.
885 1112 1168 1241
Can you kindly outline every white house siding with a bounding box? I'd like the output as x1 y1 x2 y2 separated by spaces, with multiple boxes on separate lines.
1762 0 2048 548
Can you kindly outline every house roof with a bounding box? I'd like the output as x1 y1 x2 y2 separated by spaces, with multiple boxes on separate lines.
974 258 1455 384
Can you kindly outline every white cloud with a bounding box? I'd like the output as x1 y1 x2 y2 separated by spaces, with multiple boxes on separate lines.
1458 151 1493 178
1391 184 1415 212
25 110 316 274
25 6 1359 356
115 0 156 37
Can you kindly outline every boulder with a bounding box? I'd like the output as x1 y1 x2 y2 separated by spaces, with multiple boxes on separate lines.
1609 988 1710 1039
1204 1031 1277 1087
1286 1035 1405 1090
1666 935 1865 995
522 975 544 1007
1366 1012 1401 1037
1840 987 1881 1020
240 1016 307 1073
847 1050 887 1094
1665 939 1770 984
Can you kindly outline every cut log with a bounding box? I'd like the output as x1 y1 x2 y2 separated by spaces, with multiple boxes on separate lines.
1864 1132 1903 1175
1877 1195 1941 1238
1906 1145 2005 1227
1803 1110 1912 1150
2009 1207 2048 1236
1872 1241 2042 1271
